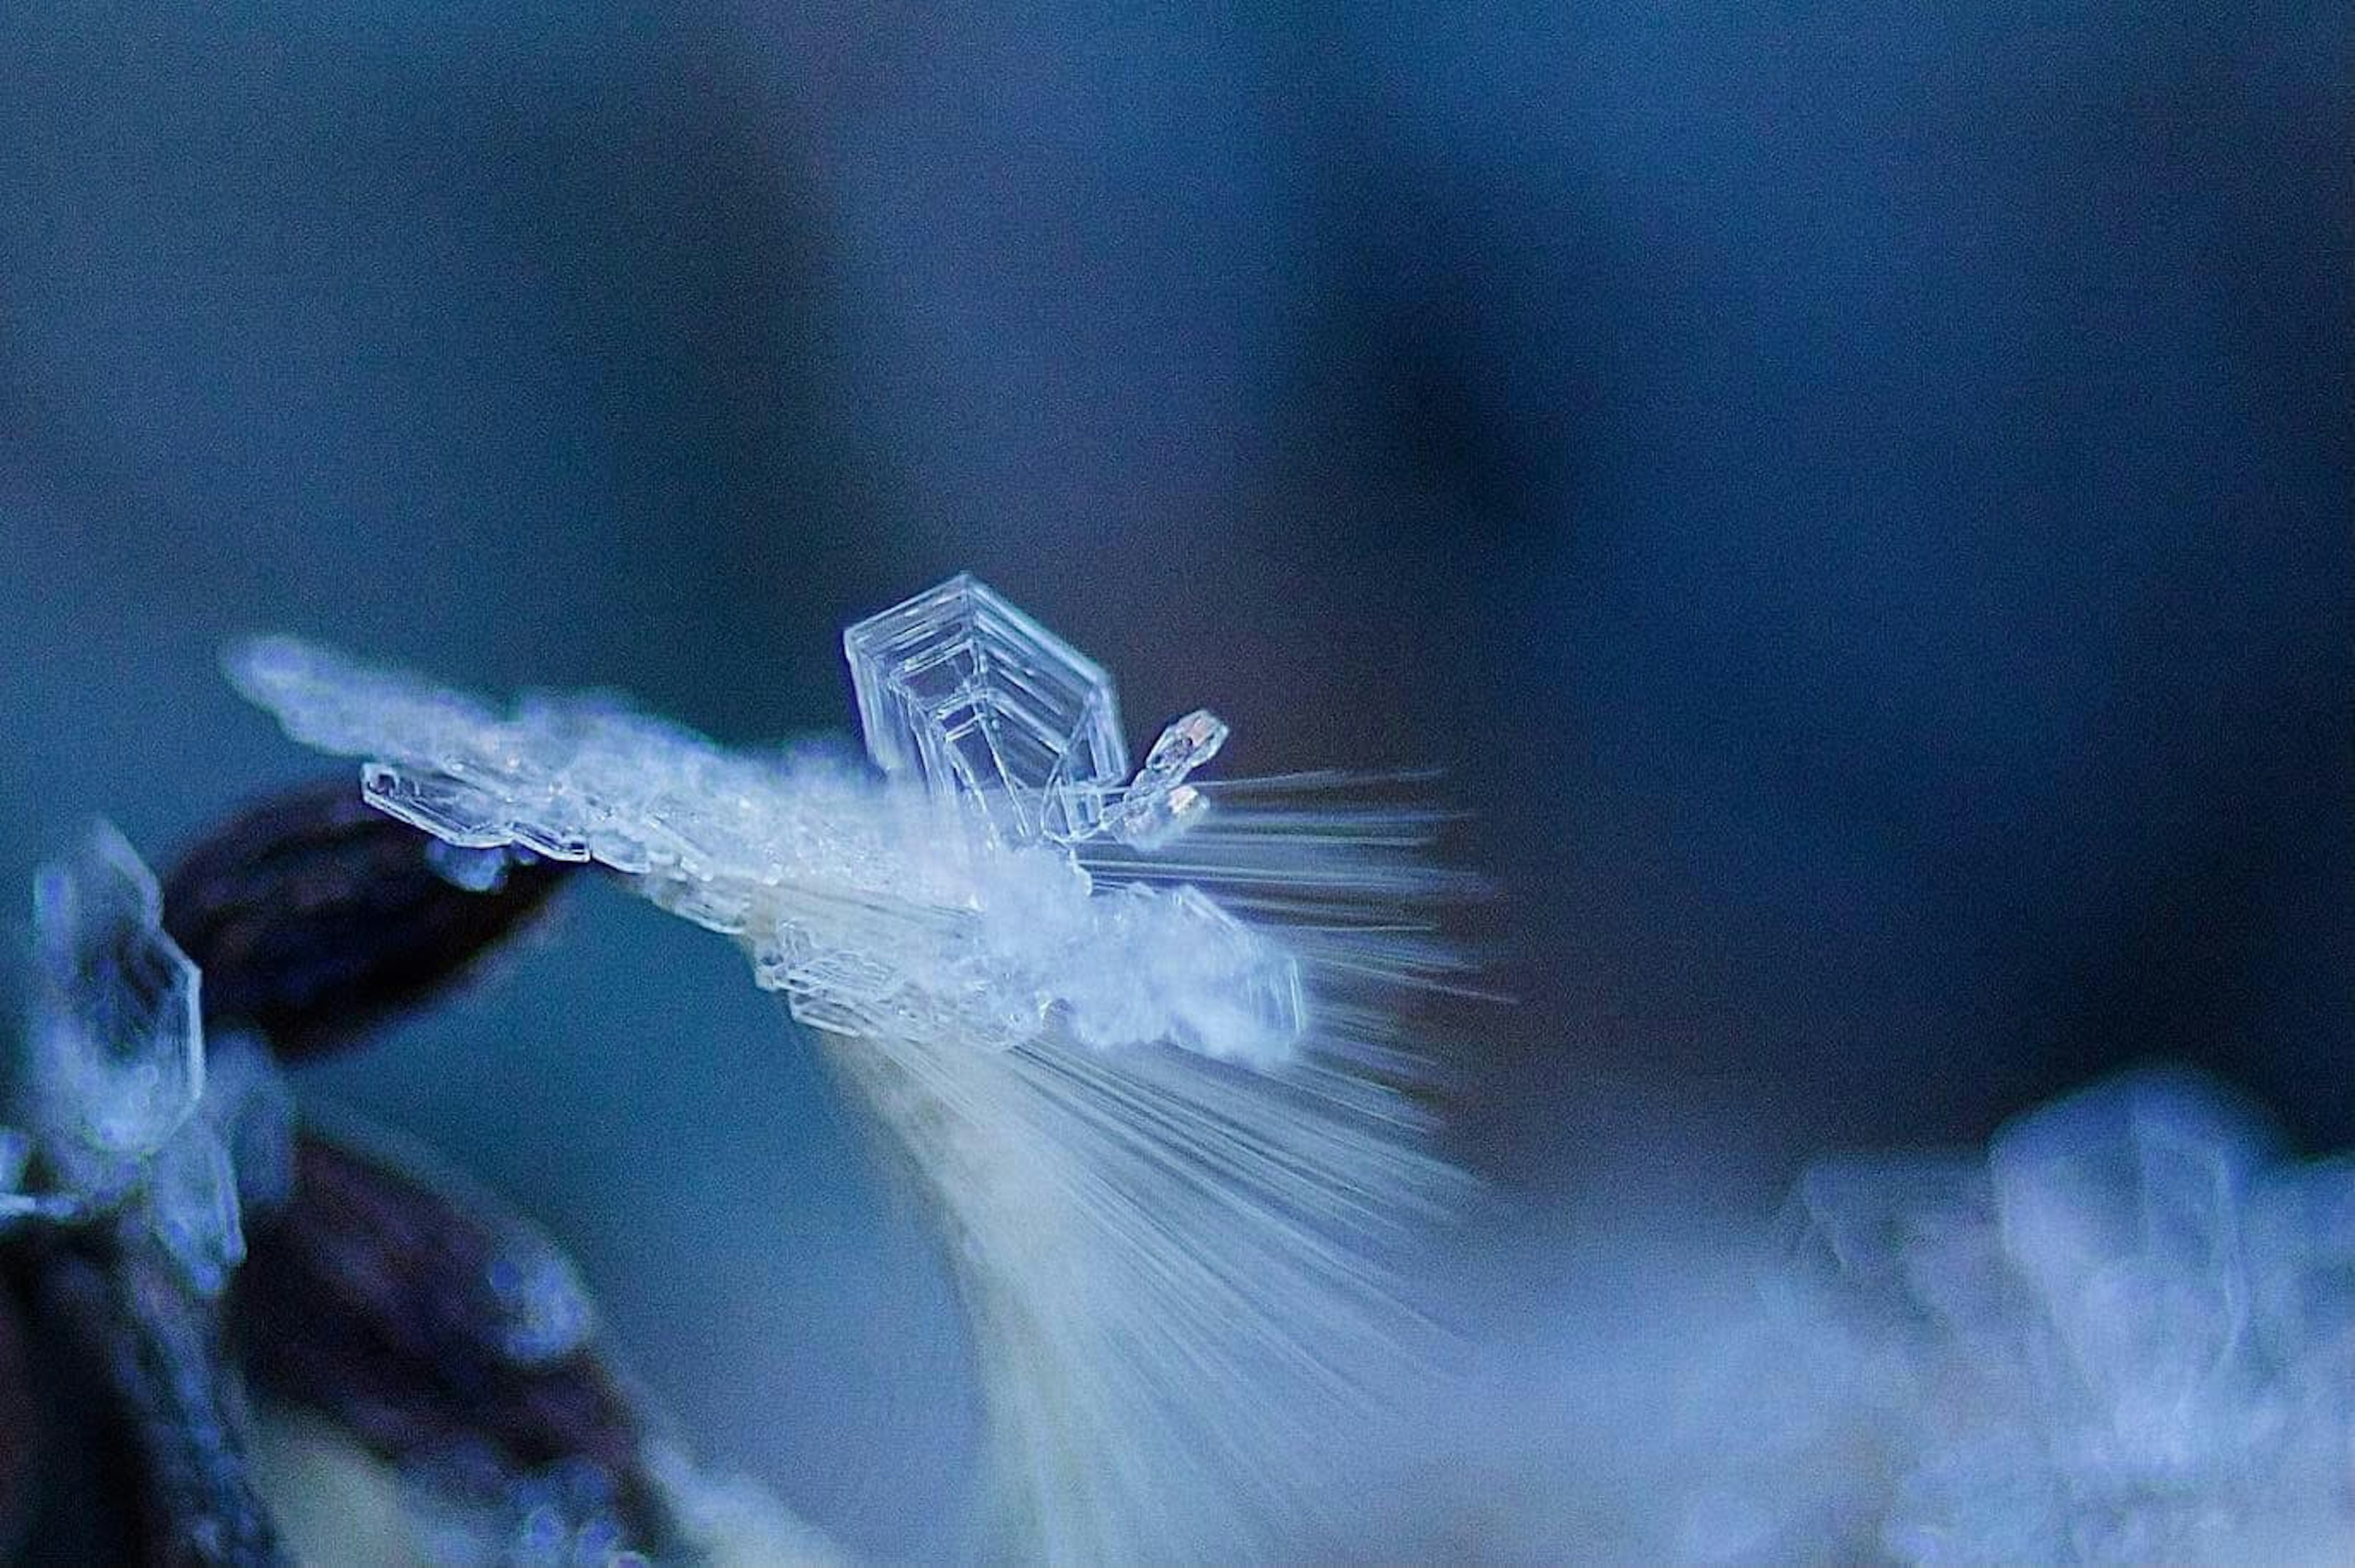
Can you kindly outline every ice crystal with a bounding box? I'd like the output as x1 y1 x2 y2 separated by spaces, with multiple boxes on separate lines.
20 823 288 1293
843 572 1129 846
231 578 1308 1066
30 821 204 1157
1107 708 1227 848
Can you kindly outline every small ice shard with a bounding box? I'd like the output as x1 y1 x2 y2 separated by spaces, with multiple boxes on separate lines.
1779 1154 1996 1318
776 947 906 1039
424 838 516 893
1986 1076 2254 1414
485 1237 596 1366
148 1125 245 1296
1055 885 1303 1066
31 821 205 1157
203 1031 299 1216
363 763 518 851
843 573 1129 846
128 1032 286 1297
1112 709 1228 849
1155 887 1305 1065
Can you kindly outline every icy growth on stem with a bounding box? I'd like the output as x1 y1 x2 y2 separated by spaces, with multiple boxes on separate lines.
20 824 289 1292
232 579 1306 1065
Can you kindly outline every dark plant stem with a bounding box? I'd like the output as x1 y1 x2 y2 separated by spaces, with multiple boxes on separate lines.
163 776 572 1060
43 1245 285 1567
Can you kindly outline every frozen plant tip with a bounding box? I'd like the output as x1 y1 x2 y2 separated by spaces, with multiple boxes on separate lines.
233 575 1474 1561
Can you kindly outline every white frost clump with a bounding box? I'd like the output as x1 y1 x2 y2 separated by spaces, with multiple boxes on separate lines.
1755 1070 2355 1565
1395 1072 2355 1567
232 575 1475 1562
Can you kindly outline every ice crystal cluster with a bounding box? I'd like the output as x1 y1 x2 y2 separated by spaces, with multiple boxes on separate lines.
16 823 291 1294
234 575 1469 1562
1761 1071 2355 1564
233 574 1300 1066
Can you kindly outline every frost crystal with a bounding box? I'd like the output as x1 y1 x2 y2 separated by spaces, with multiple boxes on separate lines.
1111 709 1227 849
31 822 205 1157
233 578 1306 1065
19 824 286 1292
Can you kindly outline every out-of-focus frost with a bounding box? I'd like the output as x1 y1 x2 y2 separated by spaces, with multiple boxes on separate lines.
1729 1071 2355 1566
1380 1072 2355 1568
31 820 205 1157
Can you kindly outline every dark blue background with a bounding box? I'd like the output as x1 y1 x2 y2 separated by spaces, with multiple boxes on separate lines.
1 6 2346 1553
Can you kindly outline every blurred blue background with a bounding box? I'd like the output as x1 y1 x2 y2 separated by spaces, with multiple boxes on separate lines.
1 4 2347 1555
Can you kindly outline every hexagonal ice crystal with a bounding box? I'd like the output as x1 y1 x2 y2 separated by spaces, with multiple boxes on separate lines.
31 822 205 1157
844 574 1130 845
